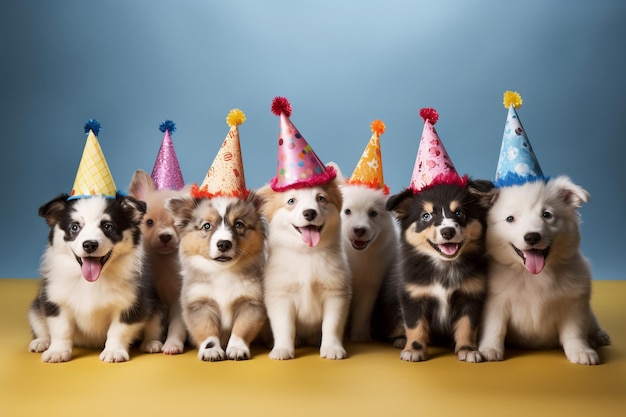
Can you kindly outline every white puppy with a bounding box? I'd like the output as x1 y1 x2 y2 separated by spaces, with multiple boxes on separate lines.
478 176 610 365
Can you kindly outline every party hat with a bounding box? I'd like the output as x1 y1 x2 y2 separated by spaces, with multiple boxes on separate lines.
346 119 389 194
69 119 117 199
151 120 184 190
192 109 249 199
493 91 544 188
269 96 336 191
409 108 467 193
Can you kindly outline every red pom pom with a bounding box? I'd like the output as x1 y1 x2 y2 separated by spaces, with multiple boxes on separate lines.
271 96 292 117
419 108 439 125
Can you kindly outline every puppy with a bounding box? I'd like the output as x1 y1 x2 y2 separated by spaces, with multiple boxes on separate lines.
384 180 493 362
29 193 163 363
333 166 399 342
166 193 267 361
129 169 187 354
258 178 351 360
478 176 610 365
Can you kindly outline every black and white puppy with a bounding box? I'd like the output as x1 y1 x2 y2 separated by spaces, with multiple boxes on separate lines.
29 193 163 363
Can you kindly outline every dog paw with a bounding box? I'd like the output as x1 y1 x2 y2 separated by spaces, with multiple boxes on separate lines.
566 348 600 365
594 329 611 347
269 347 295 360
162 340 185 355
320 345 347 360
140 340 163 354
198 346 225 362
457 348 483 363
41 349 72 363
28 338 50 353
99 348 130 363
479 347 504 362
227 346 251 361
392 337 406 349
400 348 428 362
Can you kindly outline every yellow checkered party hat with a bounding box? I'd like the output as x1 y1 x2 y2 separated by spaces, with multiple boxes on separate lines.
69 119 117 199
346 119 389 194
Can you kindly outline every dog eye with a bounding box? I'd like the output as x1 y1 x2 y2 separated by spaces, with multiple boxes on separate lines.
102 222 116 232
70 223 81 233
202 222 212 230
146 219 154 227
234 220 245 229
368 210 378 218
454 209 465 219
344 208 351 215
287 198 296 205
506 216 515 223
316 195 327 203
421 213 432 222
542 211 553 220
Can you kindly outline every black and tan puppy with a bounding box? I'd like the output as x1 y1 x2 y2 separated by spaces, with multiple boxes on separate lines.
383 180 493 362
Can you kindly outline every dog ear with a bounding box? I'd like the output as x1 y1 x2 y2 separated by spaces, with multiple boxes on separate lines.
38 194 71 228
467 179 499 208
128 169 157 200
254 184 276 221
549 175 590 208
165 196 197 230
323 178 344 210
246 190 264 212
326 162 346 182
385 188 414 220
119 194 147 223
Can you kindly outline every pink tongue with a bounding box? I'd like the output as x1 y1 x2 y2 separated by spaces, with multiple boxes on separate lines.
523 250 545 274
81 257 102 282
301 226 321 247
439 243 459 256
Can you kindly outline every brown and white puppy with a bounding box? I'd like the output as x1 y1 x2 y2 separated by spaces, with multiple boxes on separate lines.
166 193 267 361
29 193 163 363
129 169 187 354
258 178 351 360
478 176 610 364
383 180 493 362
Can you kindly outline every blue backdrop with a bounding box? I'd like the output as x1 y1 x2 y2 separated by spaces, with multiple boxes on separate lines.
1 0 625 279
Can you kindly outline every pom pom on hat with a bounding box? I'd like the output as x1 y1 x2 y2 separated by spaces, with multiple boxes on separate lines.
151 120 184 190
503 90 523 109
419 108 439 125
84 119 102 136
269 96 336 192
347 119 389 194
371 119 386 136
227 108 246 127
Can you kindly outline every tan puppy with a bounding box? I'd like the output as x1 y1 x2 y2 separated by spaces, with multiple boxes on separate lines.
129 170 187 354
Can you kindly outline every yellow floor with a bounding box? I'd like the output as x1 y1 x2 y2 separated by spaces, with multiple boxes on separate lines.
1 279 624 417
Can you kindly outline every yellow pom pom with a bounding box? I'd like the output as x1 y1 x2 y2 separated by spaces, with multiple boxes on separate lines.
371 119 386 136
503 91 523 109
226 109 246 127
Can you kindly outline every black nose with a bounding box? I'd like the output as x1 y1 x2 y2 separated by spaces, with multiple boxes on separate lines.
303 209 317 221
524 232 541 246
353 227 367 238
159 234 172 243
217 240 232 253
82 240 98 254
440 227 456 240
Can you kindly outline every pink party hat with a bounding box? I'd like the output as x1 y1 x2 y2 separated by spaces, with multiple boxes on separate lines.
409 108 467 193
191 109 249 199
269 97 336 192
151 120 184 190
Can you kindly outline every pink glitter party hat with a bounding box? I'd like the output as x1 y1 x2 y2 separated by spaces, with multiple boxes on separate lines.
151 120 184 190
269 97 336 191
409 108 467 193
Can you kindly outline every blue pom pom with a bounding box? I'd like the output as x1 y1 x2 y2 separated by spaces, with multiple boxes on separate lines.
84 119 101 136
159 120 176 133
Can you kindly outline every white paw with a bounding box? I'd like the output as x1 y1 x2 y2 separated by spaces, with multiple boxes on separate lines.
479 346 504 362
227 346 251 361
457 348 483 363
41 349 72 363
99 348 130 363
566 348 600 365
269 347 295 360
29 338 50 353
400 348 428 362
320 345 347 360
198 346 225 362
140 340 163 354
162 340 185 355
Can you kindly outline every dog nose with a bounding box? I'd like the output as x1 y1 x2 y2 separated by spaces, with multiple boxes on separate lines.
159 234 172 243
524 232 541 246
303 209 317 221
216 240 232 253
82 240 98 254
353 227 367 238
440 227 456 240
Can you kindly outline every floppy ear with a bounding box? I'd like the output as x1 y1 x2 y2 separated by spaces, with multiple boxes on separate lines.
165 196 197 231
549 175 590 208
128 169 157 200
385 188 414 220
38 194 71 228
467 179 499 208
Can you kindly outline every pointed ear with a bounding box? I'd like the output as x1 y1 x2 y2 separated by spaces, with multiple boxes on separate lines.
467 179 499 208
385 188 414 220
128 169 157 200
38 194 71 228
246 190 264 212
326 162 346 182
165 196 197 231
119 194 147 223
549 175 590 208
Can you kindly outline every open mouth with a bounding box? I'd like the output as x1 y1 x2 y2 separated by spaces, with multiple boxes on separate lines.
512 244 550 275
428 241 463 259
350 239 371 251
294 225 323 247
75 250 112 282
214 256 233 263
